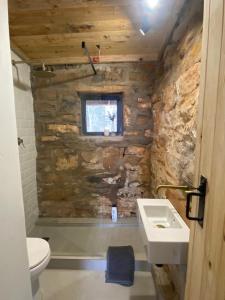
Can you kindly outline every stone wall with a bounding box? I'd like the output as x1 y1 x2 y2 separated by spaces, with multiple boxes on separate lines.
32 63 157 218
149 1 203 299
150 1 203 225
13 52 39 233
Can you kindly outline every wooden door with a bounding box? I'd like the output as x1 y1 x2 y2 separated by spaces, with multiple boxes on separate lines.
185 0 225 299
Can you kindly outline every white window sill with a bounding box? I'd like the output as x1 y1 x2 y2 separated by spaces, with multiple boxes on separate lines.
80 135 124 141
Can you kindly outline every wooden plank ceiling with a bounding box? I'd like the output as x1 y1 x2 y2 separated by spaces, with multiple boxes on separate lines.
8 0 185 65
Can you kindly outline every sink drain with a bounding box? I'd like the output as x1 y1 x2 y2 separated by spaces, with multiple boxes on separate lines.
156 224 166 228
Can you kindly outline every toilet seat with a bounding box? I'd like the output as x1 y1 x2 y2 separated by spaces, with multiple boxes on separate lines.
27 238 51 297
26 238 50 270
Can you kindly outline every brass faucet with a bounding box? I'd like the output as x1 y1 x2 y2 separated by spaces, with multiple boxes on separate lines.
156 184 192 193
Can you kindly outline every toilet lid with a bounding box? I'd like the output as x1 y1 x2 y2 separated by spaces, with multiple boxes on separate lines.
26 238 50 269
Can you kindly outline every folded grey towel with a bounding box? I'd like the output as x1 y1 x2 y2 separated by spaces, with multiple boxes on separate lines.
105 246 135 287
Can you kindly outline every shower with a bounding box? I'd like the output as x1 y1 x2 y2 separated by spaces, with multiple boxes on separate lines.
31 63 56 78
12 59 56 92
12 42 97 88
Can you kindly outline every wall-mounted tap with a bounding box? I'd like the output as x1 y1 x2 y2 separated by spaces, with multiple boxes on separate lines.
156 184 193 194
17 137 25 148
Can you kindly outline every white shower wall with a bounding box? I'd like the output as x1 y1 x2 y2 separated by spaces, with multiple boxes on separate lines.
12 52 39 233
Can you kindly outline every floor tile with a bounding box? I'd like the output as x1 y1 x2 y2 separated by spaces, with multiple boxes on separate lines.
40 270 156 300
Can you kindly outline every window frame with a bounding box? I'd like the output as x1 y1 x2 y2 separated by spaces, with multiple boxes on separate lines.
80 92 123 136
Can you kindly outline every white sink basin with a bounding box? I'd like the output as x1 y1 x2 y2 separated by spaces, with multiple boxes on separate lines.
137 198 190 265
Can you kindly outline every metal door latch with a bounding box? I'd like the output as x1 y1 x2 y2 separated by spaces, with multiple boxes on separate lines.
185 176 207 227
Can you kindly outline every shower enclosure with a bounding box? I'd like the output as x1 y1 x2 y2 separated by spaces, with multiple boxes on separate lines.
30 218 146 262
14 57 150 269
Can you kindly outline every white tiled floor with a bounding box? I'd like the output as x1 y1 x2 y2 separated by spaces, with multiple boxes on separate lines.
40 270 156 300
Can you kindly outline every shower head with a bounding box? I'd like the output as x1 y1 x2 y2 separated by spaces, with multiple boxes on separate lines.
32 64 55 78
32 70 55 78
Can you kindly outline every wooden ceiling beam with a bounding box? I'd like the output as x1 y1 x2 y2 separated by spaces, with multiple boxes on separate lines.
8 0 144 11
9 5 142 26
28 53 159 65
25 49 158 60
17 42 158 58
12 31 162 47
10 19 137 36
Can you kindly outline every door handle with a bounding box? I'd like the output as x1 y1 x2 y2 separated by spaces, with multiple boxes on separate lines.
186 191 204 221
185 176 207 227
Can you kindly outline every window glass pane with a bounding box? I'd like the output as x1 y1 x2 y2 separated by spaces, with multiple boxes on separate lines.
86 100 117 133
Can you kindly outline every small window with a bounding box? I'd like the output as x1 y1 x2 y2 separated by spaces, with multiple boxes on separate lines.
80 93 123 136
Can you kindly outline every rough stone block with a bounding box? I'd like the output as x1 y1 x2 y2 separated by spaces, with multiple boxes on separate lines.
41 136 59 142
176 63 200 97
125 146 146 156
48 124 79 134
56 155 79 171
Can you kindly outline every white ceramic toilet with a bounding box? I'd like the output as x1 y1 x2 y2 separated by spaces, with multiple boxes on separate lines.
26 238 51 299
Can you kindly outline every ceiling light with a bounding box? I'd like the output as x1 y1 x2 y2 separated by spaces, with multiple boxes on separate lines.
146 0 158 9
139 15 151 36
139 28 146 36
139 24 151 36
